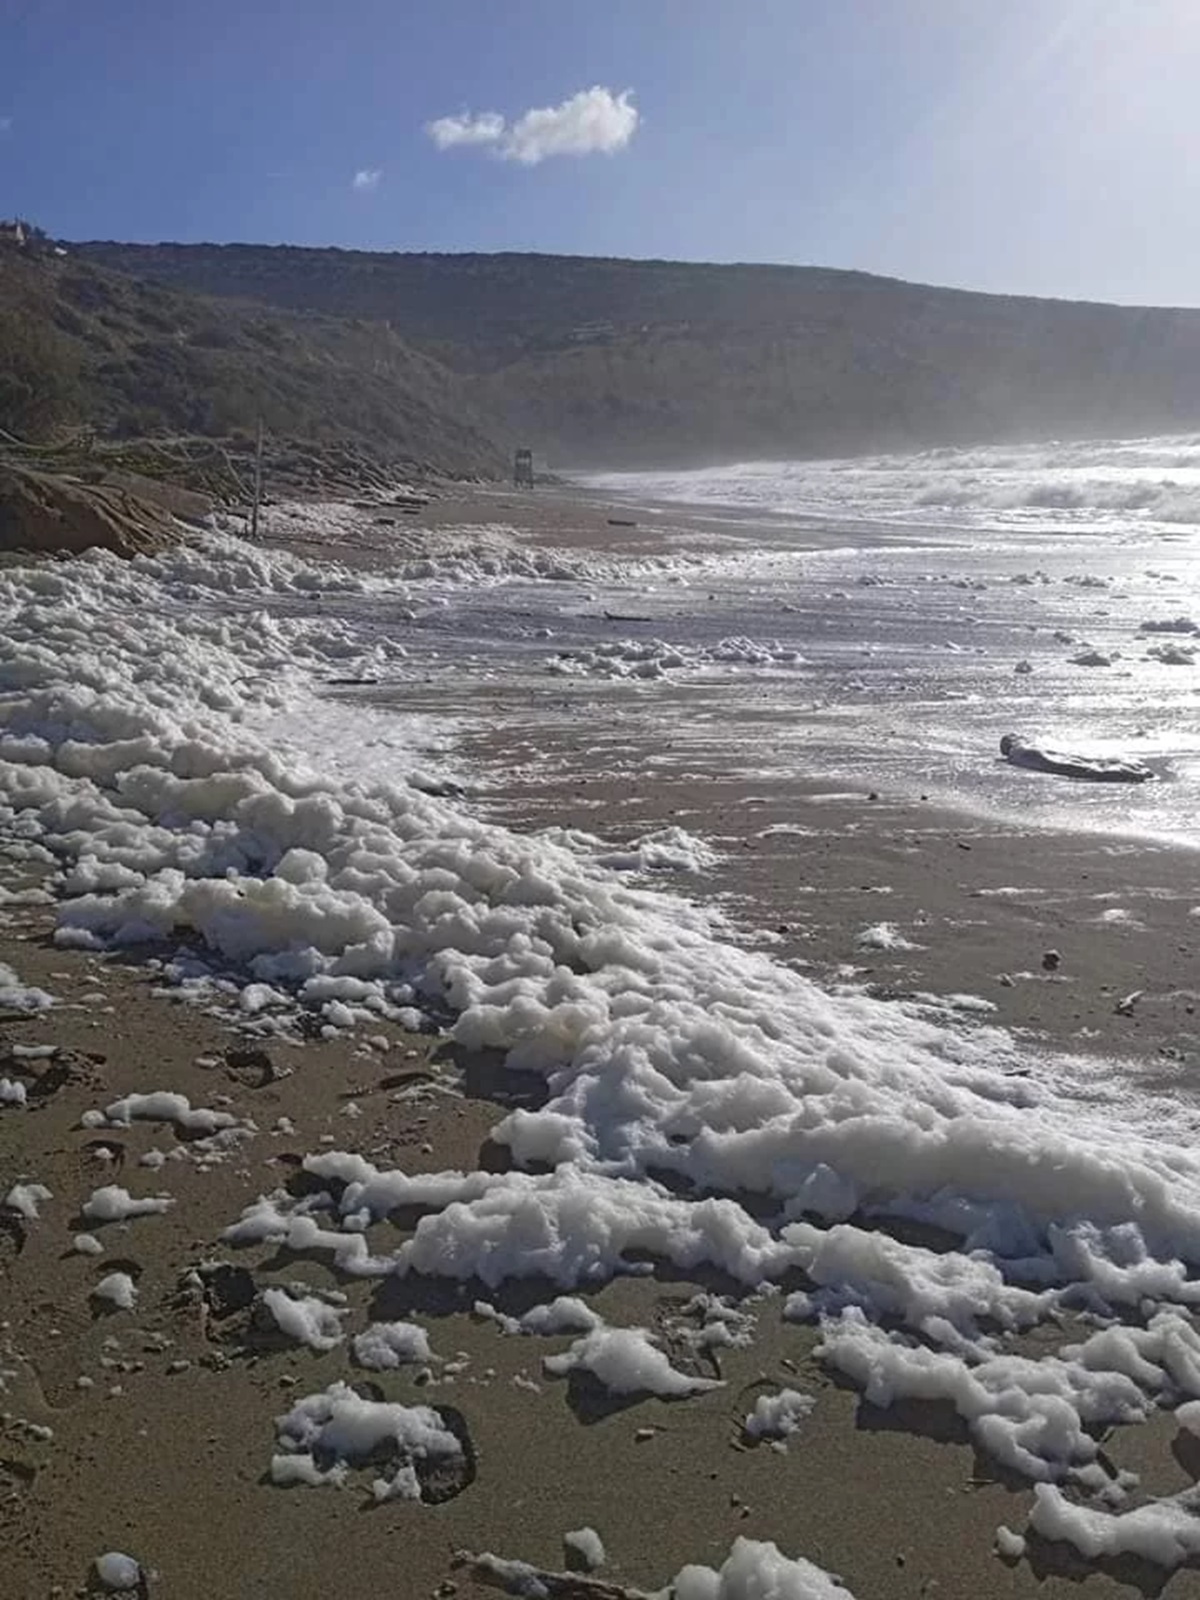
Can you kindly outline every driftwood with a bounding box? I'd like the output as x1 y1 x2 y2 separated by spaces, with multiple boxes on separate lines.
453 1549 659 1599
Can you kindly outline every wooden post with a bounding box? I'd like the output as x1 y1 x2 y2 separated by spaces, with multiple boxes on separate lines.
250 416 264 540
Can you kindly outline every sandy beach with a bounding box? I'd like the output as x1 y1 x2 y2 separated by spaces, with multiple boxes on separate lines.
4 481 1200 1600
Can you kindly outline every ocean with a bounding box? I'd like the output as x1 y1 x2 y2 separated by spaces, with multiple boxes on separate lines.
576 435 1200 844
287 432 1200 846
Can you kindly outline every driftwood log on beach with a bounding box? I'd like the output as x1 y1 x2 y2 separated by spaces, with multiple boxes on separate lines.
453 1550 658 1599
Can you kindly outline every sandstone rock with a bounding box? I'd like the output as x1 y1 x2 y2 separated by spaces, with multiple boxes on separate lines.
0 461 194 558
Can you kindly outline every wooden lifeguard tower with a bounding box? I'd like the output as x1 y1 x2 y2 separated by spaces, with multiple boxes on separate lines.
513 448 535 489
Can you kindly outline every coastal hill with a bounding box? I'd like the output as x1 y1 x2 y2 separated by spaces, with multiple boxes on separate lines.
0 236 504 478
73 241 1200 467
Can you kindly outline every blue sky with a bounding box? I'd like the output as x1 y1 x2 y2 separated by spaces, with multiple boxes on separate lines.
4 0 1200 305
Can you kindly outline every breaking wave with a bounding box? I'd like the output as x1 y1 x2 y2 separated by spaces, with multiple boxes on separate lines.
586 431 1200 534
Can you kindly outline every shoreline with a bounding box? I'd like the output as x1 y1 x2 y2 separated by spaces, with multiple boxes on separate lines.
312 475 1200 1077
464 734 1200 1086
4 480 1200 1597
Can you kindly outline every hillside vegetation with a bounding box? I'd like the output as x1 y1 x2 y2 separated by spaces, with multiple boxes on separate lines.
0 243 504 477
74 242 1200 467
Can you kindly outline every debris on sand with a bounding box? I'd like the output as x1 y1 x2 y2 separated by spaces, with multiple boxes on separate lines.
1000 733 1153 784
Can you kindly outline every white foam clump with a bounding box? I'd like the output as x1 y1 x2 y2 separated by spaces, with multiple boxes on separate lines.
680 1292 756 1351
1029 1482 1200 1568
995 1526 1026 1561
92 1272 137 1309
818 1308 1166 1483
551 637 688 679
351 1319 432 1369
593 826 720 874
4 1181 51 1219
856 921 920 951
0 960 53 1011
98 1091 238 1137
563 1527 606 1571
551 635 804 681
709 636 806 667
390 1170 795 1289
543 1326 722 1398
93 1551 141 1591
261 1288 346 1351
744 1387 816 1443
272 1380 460 1501
0 1077 27 1105
782 1220 1046 1346
672 1536 855 1599
225 1164 795 1288
519 1296 603 1335
81 1185 173 1223
221 1193 390 1275
474 1296 602 1336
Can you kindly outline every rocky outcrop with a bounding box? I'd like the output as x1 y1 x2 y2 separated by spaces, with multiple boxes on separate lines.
0 462 199 558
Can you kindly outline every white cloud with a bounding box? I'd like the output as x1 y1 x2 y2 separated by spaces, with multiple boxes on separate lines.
425 86 639 166
426 110 506 151
0 117 11 134
351 167 381 192
504 86 639 165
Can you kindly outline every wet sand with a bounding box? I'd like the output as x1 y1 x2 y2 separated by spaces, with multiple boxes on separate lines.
5 484 1200 1598
256 477 715 567
469 734 1200 1090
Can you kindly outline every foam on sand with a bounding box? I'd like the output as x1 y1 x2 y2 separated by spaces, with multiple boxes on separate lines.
271 1381 461 1502
1029 1483 1200 1568
4 1181 51 1220
261 1288 347 1351
91 1272 138 1310
96 1091 240 1137
671 1536 856 1599
743 1387 816 1443
465 1535 854 1599
351 1320 432 1368
0 960 53 1012
563 1526 606 1571
474 1295 602 1336
8 527 1200 1573
81 1185 173 1223
543 1325 723 1398
549 635 805 679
